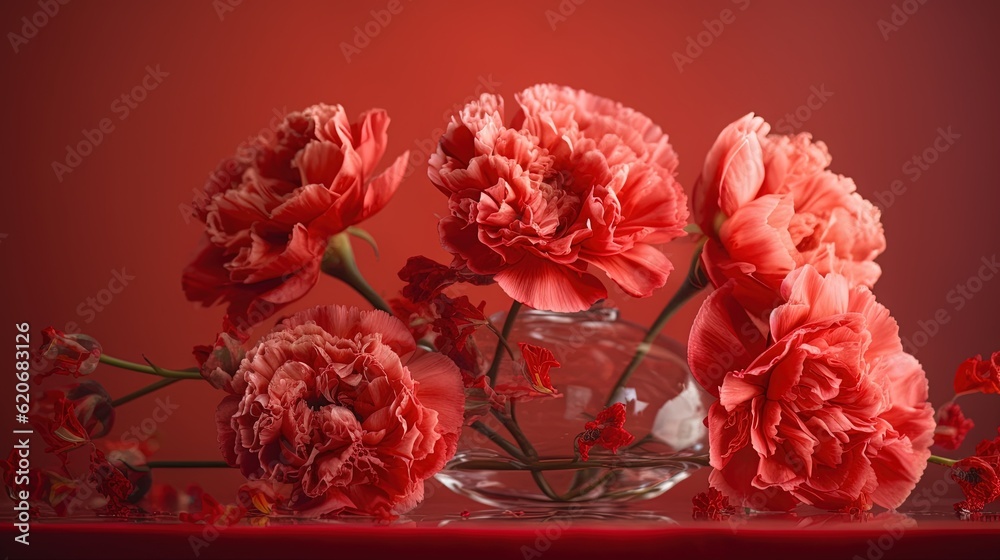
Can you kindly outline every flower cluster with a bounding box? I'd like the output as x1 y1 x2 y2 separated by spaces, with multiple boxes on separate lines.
17 92 978 524
685 114 934 513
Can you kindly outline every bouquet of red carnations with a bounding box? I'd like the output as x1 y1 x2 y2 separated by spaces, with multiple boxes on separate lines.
10 85 999 523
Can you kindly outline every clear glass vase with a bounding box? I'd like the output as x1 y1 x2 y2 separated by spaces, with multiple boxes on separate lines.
435 306 709 509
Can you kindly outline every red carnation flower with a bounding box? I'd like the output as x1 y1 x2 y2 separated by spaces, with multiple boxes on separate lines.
575 402 635 461
216 305 465 518
429 84 688 312
184 104 408 327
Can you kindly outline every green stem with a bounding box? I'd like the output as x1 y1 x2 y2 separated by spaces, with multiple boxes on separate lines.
484 320 516 360
100 355 202 379
928 455 958 468
321 232 392 314
530 471 564 501
146 461 232 469
493 405 538 459
485 301 522 385
560 471 616 501
604 247 707 407
112 378 181 407
471 418 561 501
470 421 529 461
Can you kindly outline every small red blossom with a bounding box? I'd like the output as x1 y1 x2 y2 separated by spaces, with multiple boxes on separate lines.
431 295 488 351
950 429 1000 512
934 403 975 450
40 471 81 516
32 327 102 383
236 480 292 515
518 343 560 395
398 256 492 303
34 393 92 460
951 456 1000 513
692 487 735 520
494 344 562 401
392 290 493 424
180 492 247 525
103 441 153 503
976 428 1000 460
1 454 79 517
574 403 635 461
89 448 134 517
390 296 435 340
143 483 180 513
954 352 1000 395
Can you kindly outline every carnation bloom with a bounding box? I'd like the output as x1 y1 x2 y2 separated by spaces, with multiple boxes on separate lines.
429 84 688 312
693 114 886 319
688 265 934 510
184 105 409 326
933 403 974 450
216 305 464 518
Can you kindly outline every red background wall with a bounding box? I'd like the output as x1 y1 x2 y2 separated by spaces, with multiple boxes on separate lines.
2 0 998 512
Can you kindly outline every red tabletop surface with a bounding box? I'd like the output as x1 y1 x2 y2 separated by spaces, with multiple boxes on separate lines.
4 507 998 560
